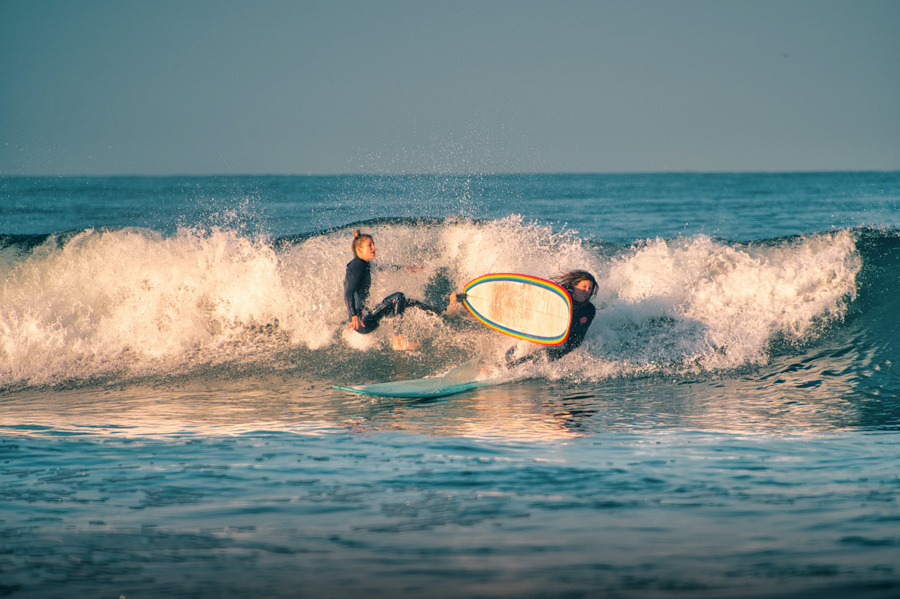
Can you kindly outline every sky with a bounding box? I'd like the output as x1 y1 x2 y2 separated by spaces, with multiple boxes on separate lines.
1 0 898 175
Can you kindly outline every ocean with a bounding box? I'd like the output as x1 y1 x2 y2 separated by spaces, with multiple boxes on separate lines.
1 172 899 598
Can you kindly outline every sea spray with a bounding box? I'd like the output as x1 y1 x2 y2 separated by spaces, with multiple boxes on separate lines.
0 227 287 387
590 230 861 374
0 218 865 389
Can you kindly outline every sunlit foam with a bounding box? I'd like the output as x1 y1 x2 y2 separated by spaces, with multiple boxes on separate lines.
0 221 861 389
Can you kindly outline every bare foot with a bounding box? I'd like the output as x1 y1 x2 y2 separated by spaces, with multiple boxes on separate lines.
391 335 421 351
445 292 464 316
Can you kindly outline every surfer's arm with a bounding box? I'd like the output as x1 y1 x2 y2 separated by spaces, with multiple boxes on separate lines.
546 303 596 361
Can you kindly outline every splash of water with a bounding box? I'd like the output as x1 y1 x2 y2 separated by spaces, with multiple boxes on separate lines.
0 219 864 389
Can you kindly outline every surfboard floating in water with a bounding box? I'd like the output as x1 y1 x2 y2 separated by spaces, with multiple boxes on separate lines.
333 358 490 399
461 273 572 345
333 378 486 399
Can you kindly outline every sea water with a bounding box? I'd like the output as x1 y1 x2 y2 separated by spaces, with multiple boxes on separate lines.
1 172 899 598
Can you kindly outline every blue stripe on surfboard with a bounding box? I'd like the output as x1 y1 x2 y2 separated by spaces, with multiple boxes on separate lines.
462 273 571 345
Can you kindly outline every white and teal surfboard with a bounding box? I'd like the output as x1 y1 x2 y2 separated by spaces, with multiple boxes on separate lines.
333 358 491 399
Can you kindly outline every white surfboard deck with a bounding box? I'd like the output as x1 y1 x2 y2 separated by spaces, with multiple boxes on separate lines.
462 273 572 345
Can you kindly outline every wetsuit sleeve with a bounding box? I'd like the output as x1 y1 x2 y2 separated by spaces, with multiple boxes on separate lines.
344 260 367 319
505 302 596 368
546 302 596 361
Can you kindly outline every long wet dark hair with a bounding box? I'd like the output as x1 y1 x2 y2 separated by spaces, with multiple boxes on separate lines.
553 269 598 301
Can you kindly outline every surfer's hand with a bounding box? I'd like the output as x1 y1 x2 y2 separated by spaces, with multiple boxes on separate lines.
348 316 364 330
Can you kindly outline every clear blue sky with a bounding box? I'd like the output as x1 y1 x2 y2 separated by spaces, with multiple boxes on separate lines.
2 0 898 175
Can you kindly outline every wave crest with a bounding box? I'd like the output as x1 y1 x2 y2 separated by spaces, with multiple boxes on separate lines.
0 220 874 389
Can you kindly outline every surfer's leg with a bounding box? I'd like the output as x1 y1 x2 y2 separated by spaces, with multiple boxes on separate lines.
358 292 407 334
370 291 406 317
404 298 442 316
505 346 543 368
354 318 376 334
365 292 438 350
370 292 442 321
356 310 380 333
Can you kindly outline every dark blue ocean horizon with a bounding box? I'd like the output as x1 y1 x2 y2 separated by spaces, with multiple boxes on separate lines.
3 171 899 241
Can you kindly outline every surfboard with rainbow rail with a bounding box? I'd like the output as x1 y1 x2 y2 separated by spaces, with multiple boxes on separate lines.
460 273 572 345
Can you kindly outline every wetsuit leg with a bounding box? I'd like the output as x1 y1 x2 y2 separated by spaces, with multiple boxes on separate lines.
359 292 406 333
358 292 441 333
505 346 543 368
403 298 441 316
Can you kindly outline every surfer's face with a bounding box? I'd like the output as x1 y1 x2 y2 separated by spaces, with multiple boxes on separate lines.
356 238 376 261
572 279 593 303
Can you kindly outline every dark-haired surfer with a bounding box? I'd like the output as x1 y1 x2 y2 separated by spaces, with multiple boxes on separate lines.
450 269 596 366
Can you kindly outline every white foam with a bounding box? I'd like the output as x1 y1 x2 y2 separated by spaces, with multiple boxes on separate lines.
587 230 860 375
0 227 289 385
0 221 861 387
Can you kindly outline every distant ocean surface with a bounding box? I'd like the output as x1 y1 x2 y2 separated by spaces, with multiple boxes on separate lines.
2 172 899 598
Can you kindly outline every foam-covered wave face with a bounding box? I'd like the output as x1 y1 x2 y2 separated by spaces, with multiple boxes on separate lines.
0 227 292 387
588 230 861 378
0 220 864 389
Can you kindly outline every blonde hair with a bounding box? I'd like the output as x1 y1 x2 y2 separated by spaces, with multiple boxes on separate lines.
351 230 373 257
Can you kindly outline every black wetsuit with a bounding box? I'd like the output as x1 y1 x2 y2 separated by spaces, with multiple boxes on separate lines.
506 293 596 366
343 256 440 334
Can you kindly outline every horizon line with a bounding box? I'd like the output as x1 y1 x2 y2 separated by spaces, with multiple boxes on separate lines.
3 168 899 178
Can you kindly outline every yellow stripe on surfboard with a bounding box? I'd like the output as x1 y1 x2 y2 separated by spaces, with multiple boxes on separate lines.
462 273 572 345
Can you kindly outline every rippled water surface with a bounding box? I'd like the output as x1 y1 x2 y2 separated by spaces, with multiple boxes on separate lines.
2 173 899 597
